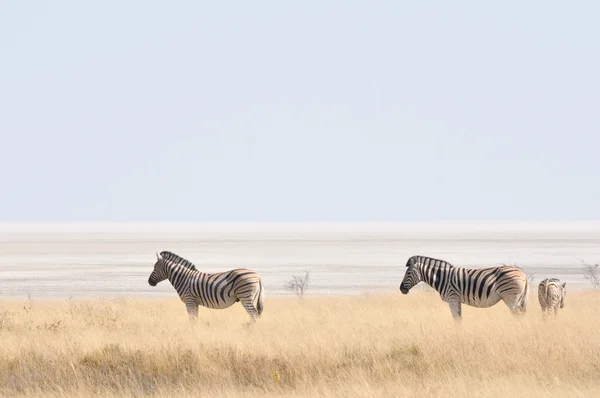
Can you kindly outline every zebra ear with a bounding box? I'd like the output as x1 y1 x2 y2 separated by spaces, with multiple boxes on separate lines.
562 282 567 289
156 252 163 261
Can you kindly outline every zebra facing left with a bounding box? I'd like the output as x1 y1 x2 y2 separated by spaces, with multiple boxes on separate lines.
399 255 529 320
148 251 265 323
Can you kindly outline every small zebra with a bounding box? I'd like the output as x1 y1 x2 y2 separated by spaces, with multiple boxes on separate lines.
148 251 265 323
538 278 566 318
399 255 529 320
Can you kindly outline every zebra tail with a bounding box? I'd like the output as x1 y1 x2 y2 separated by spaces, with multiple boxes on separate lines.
256 278 265 317
518 275 529 313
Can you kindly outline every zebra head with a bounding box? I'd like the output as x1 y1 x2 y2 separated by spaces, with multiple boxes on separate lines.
560 282 567 308
400 256 422 294
148 252 168 286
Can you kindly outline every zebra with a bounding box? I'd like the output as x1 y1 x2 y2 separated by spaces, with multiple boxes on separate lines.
399 255 529 320
538 278 566 318
147 251 265 323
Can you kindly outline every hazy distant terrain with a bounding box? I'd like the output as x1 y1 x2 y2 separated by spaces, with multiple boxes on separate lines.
1 222 599 299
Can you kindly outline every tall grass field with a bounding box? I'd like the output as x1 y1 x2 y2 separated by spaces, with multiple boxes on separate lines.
1 290 599 397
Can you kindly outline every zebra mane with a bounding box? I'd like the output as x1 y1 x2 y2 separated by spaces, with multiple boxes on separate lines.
160 251 198 271
409 255 455 268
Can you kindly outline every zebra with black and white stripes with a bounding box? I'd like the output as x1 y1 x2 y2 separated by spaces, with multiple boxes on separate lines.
148 251 265 323
538 278 566 318
399 255 529 320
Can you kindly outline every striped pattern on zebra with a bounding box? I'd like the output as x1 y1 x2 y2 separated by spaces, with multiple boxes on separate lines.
148 251 264 322
399 255 529 320
538 278 566 318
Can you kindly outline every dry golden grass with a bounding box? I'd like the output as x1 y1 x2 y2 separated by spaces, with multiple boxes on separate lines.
1 290 600 397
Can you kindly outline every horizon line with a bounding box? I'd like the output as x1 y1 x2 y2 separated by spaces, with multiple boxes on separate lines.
1 220 600 233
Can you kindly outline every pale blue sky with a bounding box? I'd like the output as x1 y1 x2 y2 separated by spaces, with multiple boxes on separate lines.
1 1 599 221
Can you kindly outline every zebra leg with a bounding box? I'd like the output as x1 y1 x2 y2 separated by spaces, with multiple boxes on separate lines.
501 293 526 316
239 298 259 322
185 302 198 323
448 300 462 320
506 301 526 316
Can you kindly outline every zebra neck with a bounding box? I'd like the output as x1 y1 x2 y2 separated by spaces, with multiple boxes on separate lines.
165 263 198 291
419 263 453 292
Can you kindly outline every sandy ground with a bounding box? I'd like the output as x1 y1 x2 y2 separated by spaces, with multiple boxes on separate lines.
1 222 599 299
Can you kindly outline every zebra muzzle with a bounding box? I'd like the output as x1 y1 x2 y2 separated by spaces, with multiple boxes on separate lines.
148 278 157 287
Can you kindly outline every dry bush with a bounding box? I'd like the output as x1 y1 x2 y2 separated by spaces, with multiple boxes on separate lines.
1 293 600 397
581 260 600 289
284 271 310 298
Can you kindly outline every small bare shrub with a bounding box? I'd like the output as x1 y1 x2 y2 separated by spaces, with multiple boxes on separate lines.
527 272 535 285
581 260 600 289
284 271 310 298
